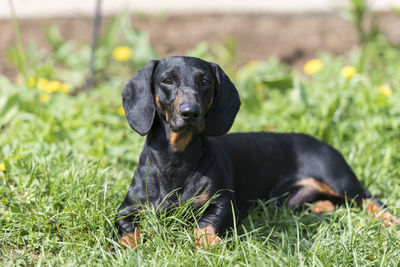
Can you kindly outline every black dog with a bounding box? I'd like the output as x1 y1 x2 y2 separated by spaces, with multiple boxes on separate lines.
115 56 398 248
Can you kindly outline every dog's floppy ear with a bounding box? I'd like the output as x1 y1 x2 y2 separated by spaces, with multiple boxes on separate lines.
122 60 159 136
202 63 241 136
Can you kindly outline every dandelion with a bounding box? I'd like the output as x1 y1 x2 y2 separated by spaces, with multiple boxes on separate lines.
378 85 392 97
340 65 356 80
0 163 5 172
303 59 323 75
59 83 71 93
112 46 133 62
40 94 50 103
28 77 36 88
36 78 71 94
117 106 125 116
37 78 49 91
44 80 61 93
37 78 68 93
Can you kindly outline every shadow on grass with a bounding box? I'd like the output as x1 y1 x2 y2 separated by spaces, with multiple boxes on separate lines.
235 199 339 249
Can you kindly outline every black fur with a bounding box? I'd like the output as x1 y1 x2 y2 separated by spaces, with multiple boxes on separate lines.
202 63 240 136
115 56 389 238
122 60 158 136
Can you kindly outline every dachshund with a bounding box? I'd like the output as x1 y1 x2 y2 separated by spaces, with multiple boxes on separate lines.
115 56 399 248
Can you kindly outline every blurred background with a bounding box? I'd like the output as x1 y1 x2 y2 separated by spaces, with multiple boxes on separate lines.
1 0 400 80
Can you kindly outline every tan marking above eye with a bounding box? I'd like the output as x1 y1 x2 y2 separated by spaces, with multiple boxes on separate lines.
193 192 209 208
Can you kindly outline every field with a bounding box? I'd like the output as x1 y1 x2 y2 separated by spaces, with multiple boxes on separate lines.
1 7 400 266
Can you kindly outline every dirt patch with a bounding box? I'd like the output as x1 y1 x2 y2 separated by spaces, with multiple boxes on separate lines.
1 13 400 80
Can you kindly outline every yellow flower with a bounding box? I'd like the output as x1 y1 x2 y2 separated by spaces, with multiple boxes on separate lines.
28 77 36 88
340 65 357 80
40 94 50 103
37 78 63 93
117 106 125 116
303 59 323 75
378 85 392 96
59 83 71 93
112 46 132 62
0 163 5 172
37 78 49 91
44 80 61 93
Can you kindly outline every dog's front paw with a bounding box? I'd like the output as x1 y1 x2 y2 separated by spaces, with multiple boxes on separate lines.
119 228 141 249
194 226 221 248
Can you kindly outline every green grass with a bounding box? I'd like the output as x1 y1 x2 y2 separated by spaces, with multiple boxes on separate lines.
1 17 400 266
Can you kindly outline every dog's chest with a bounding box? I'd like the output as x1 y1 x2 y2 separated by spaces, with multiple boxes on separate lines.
146 171 213 211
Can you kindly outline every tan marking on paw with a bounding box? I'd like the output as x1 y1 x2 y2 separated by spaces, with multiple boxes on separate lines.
363 199 400 226
310 200 335 213
120 228 141 249
194 226 221 248
170 132 192 152
193 192 209 208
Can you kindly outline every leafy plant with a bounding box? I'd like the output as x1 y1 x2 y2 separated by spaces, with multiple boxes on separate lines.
186 36 237 75
235 57 292 112
7 0 27 83
339 0 380 44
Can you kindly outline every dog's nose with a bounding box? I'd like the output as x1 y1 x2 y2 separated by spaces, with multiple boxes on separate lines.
180 103 200 120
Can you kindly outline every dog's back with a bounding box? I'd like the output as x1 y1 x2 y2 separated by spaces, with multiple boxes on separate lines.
212 132 369 215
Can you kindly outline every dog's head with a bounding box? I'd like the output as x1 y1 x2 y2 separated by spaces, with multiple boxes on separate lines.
122 56 241 138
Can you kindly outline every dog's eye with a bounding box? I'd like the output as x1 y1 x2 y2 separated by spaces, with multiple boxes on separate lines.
162 78 173 85
201 79 211 86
